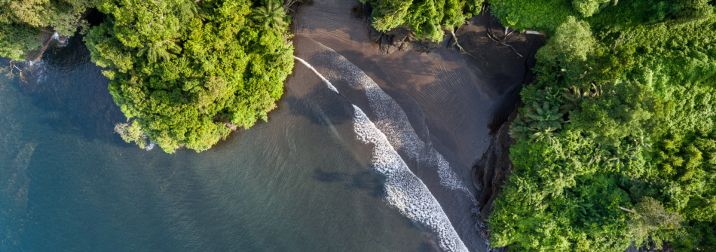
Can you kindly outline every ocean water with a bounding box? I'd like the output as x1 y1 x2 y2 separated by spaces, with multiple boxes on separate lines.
0 38 443 251
294 54 470 252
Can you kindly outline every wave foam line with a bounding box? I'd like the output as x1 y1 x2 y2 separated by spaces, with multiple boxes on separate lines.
296 55 468 252
308 44 475 201
294 56 340 94
352 105 468 252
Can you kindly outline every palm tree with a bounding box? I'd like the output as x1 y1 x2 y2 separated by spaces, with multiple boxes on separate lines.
252 0 287 29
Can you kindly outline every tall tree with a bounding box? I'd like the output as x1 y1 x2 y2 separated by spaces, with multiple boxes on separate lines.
362 0 484 42
488 1 716 250
0 0 93 60
252 0 287 29
85 0 294 153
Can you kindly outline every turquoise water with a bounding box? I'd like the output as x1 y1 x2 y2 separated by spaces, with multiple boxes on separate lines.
0 38 435 251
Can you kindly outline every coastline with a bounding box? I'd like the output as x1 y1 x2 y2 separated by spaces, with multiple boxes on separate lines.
2 1 711 250
0 0 546 250
291 0 543 250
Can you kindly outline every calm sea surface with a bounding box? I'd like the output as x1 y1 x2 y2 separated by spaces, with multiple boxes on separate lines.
0 38 435 251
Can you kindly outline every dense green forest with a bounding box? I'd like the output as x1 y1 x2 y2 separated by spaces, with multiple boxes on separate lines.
85 0 294 153
360 0 484 41
2 0 715 249
487 0 716 251
365 0 714 250
1 0 294 153
0 0 93 60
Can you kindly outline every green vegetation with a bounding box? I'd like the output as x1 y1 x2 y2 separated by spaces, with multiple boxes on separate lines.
489 0 713 32
114 121 149 149
84 0 294 153
361 0 485 41
1 0 294 153
0 0 93 60
488 0 716 251
489 0 574 31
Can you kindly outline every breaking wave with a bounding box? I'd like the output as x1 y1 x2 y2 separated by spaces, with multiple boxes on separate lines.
295 56 469 252
307 44 475 201
352 105 468 252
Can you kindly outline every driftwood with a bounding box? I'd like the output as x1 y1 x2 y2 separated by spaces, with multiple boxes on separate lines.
0 60 30 82
448 28 467 53
618 206 638 214
284 0 309 13
486 20 524 58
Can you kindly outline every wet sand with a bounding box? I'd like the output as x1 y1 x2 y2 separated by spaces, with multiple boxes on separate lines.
290 1 542 251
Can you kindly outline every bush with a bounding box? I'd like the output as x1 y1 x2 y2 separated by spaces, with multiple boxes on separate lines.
85 0 294 153
489 1 716 250
362 0 485 41
0 0 93 60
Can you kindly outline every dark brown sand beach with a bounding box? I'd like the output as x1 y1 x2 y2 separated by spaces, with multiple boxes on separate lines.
289 0 543 251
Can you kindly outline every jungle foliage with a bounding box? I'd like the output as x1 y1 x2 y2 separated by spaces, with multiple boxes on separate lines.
489 0 714 32
0 0 294 153
0 0 94 60
488 0 716 251
84 0 294 153
361 0 485 41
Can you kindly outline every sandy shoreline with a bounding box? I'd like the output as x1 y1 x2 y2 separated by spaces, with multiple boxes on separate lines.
290 0 542 251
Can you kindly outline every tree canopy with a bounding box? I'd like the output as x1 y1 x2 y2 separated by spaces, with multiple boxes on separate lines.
0 0 94 60
488 0 716 251
84 0 294 153
489 0 714 32
361 0 484 41
0 0 295 153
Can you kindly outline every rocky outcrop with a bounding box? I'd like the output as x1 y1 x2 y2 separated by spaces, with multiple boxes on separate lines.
473 109 516 221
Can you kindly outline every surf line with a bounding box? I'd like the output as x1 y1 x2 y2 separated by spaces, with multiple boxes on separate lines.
300 44 476 204
294 56 469 252
294 56 340 94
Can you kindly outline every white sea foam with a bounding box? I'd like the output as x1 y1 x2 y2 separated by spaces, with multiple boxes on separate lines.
308 45 475 201
352 105 468 252
145 141 156 151
295 56 469 252
294 56 340 94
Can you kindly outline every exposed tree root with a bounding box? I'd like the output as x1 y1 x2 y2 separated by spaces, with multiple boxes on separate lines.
486 21 524 58
446 25 480 59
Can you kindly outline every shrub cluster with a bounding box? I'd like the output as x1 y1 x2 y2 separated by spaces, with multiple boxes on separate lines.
488 1 716 250
361 0 484 41
0 0 93 60
1 0 294 153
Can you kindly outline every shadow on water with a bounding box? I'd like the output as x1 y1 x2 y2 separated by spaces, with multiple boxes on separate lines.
312 168 385 198
284 83 387 198
283 85 354 126
15 36 126 146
